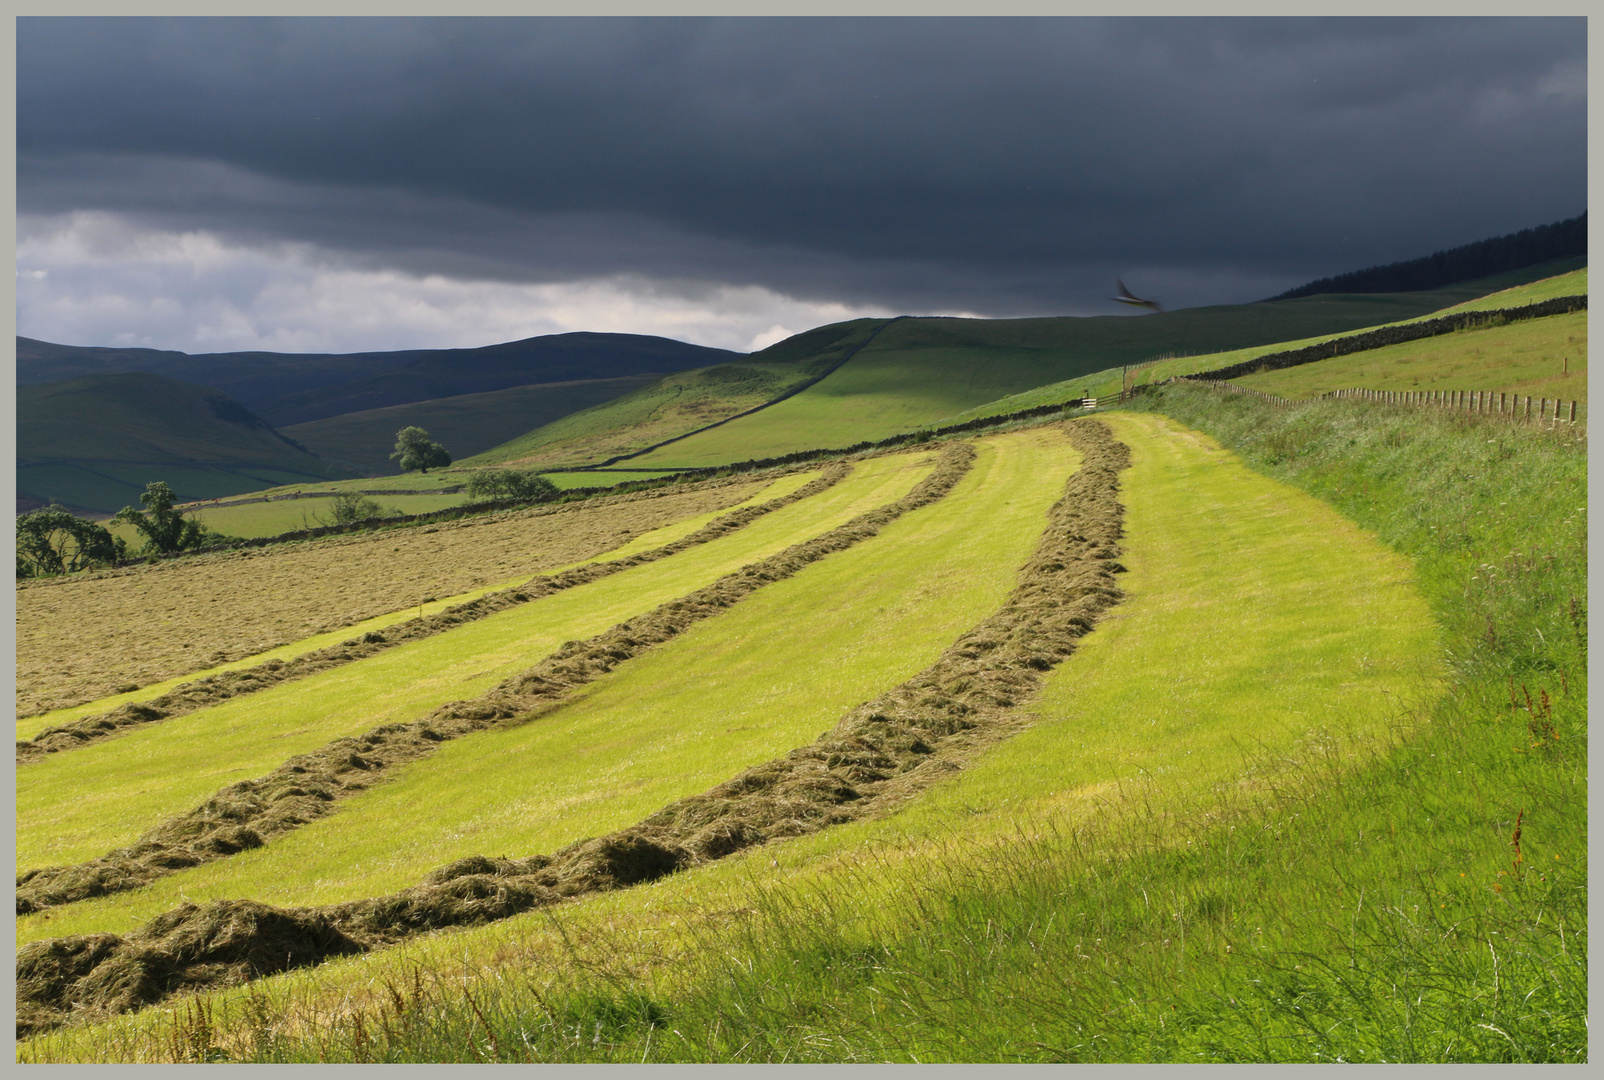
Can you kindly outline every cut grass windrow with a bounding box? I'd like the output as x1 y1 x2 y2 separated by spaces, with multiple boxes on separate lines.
16 465 847 767
15 420 1128 1037
13 445 965 930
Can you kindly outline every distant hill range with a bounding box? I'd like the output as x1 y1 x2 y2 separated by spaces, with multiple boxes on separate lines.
16 331 742 426
16 221 1588 516
17 372 357 516
1267 213 1585 301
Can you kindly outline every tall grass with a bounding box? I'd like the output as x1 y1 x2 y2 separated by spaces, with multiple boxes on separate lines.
24 392 1584 1062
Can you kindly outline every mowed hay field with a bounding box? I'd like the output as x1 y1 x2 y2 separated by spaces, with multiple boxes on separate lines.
18 429 1077 944
16 474 785 719
1233 311 1586 402
15 453 935 898
15 407 1465 1064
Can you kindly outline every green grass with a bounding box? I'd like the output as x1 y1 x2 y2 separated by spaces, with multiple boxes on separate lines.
1234 311 1587 403
281 376 660 476
943 268 1591 421
460 361 825 470
17 472 818 744
17 372 353 512
21 402 1494 1064
152 494 469 541
623 273 1591 470
627 345 1091 468
23 431 1076 946
15 454 934 899
543 470 687 490
188 392 1580 1065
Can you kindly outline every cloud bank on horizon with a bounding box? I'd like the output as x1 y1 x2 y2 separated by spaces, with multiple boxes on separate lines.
17 16 1586 355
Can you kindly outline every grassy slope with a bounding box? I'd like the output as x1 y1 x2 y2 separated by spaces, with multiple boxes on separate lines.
16 455 934 888
24 429 1076 944
17 373 352 513
280 376 660 476
1233 310 1587 402
622 273 1582 470
23 405 1469 1064
17 472 821 743
237 398 1581 1064
460 321 886 470
945 267 1590 420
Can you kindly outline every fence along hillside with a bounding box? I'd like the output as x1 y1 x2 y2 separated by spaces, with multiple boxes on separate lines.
1169 376 1585 432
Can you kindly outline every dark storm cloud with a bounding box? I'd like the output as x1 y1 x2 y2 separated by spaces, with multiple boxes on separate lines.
17 16 1587 315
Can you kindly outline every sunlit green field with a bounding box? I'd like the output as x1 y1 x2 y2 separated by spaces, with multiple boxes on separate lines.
16 457 929 886
22 429 1078 943
627 346 1081 469
16 472 817 744
18 405 1468 1064
944 268 1589 415
1233 311 1586 403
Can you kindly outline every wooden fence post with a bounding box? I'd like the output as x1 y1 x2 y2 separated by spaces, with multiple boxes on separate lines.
1570 400 1577 424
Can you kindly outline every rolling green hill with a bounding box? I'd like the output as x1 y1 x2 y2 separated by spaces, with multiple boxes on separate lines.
17 373 355 515
281 375 659 476
939 267 1590 424
461 320 885 470
619 273 1571 468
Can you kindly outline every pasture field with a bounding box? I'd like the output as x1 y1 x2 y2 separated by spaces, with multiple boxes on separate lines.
17 475 782 718
461 361 823 470
249 396 1577 1062
1233 311 1587 402
16 471 821 742
625 343 1081 469
280 375 661 476
16 400 1506 1064
15 454 934 893
943 268 1589 419
147 493 471 541
19 430 1074 944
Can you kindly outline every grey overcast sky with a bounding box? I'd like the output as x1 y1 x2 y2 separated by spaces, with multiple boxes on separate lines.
16 16 1587 355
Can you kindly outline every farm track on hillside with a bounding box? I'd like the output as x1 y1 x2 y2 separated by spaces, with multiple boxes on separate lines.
16 467 846 767
14 447 961 922
17 475 791 720
16 421 1129 1037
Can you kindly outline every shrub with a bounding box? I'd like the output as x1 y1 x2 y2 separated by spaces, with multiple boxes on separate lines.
464 469 560 504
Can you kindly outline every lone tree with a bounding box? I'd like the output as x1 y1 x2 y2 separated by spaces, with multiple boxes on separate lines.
112 481 211 556
391 426 452 473
464 469 559 504
15 504 127 577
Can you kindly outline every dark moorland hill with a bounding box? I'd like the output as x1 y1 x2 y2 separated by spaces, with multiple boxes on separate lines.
1267 213 1585 300
282 374 661 476
17 372 355 515
16 331 741 426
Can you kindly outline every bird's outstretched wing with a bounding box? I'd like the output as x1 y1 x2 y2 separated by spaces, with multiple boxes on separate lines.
1111 277 1162 312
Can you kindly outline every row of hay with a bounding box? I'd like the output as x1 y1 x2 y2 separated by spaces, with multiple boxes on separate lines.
15 441 980 1035
17 465 849 767
16 421 1123 1037
13 447 958 925
17 468 794 720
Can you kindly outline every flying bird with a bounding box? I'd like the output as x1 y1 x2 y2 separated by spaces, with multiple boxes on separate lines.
1111 278 1162 313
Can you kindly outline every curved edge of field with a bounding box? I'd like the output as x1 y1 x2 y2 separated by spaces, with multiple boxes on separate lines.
13 410 1446 1052
17 470 824 744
